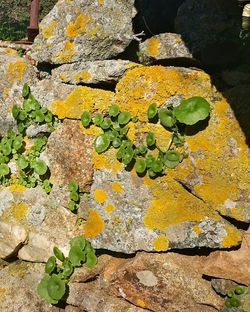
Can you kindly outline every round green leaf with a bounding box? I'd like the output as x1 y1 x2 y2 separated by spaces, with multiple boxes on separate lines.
23 98 36 112
70 236 86 250
173 97 210 125
145 154 155 168
81 112 92 127
109 104 120 117
68 200 77 211
68 245 85 267
45 256 56 274
22 83 30 98
37 275 58 304
228 297 241 308
135 158 146 174
112 137 122 148
118 112 131 125
225 299 232 308
17 123 26 134
234 286 245 295
35 110 45 123
151 159 163 173
163 151 182 169
173 134 185 147
68 181 78 192
18 110 27 121
17 155 28 169
100 118 112 130
86 251 97 269
226 290 234 298
70 191 79 202
12 136 23 151
53 247 65 262
159 108 175 128
62 258 74 278
93 113 103 126
0 164 10 177
147 103 157 119
94 134 110 154
47 274 66 301
148 168 157 178
146 132 155 147
122 146 134 165
2 143 12 156
12 105 20 119
33 160 48 175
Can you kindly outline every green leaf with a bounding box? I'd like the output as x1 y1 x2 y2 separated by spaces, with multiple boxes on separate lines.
68 245 85 267
37 275 58 304
0 164 10 177
33 160 48 175
100 118 112 130
12 136 23 151
148 168 157 178
81 112 92 127
17 155 29 169
146 132 155 147
135 144 147 155
86 251 97 269
45 256 56 274
22 83 30 98
17 123 26 134
23 98 37 112
68 200 77 211
94 134 110 154
12 105 20 119
158 108 175 128
112 137 122 148
163 151 182 169
53 247 65 262
122 146 134 165
70 191 79 202
135 158 146 174
35 110 45 123
61 258 74 278
147 103 157 119
45 112 53 123
92 113 103 126
118 112 131 125
172 134 185 147
145 154 155 168
226 290 234 298
68 181 78 192
70 236 86 250
2 143 12 156
234 286 245 295
18 110 27 121
47 274 66 301
228 297 241 308
173 97 210 125
109 104 120 117
225 299 232 308
151 159 163 173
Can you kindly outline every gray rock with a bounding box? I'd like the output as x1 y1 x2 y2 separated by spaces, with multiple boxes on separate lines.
30 0 136 64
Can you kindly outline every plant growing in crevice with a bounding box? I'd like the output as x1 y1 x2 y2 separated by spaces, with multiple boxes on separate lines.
81 97 210 178
225 285 246 308
67 180 85 213
37 236 97 305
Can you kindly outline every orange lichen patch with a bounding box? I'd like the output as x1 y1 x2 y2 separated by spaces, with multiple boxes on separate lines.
73 70 91 82
83 208 105 237
53 40 75 63
8 184 26 193
50 86 114 119
192 225 202 235
65 13 91 37
92 148 122 172
146 37 160 57
111 182 122 193
80 123 103 137
124 62 142 69
153 234 169 251
6 60 27 84
2 202 28 221
94 189 107 204
41 19 57 39
221 223 242 248
115 66 213 122
136 299 146 308
105 204 115 214
229 207 245 221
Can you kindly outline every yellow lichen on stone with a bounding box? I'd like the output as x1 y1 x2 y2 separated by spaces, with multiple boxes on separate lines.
8 184 26 193
2 48 17 55
98 0 104 5
6 60 27 84
3 87 9 98
229 207 245 221
83 208 105 237
221 223 242 248
243 294 250 312
65 13 91 37
146 37 160 57
111 182 122 193
41 19 57 39
0 288 7 302
73 70 91 82
105 204 115 214
94 189 107 204
3 202 28 221
92 148 122 172
153 234 169 251
192 225 202 235
59 74 67 82
50 86 114 119
53 40 75 63
136 299 146 308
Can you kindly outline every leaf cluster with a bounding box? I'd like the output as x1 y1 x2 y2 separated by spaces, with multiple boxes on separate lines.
67 181 84 212
37 236 97 304
225 285 245 308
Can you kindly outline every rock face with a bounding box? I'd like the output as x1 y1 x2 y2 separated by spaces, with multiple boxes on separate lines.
30 0 136 64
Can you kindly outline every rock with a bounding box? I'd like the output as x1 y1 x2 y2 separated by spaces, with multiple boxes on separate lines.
221 70 250 87
175 0 241 66
211 278 239 296
0 186 80 262
43 119 94 192
138 33 194 64
30 0 136 64
202 228 250 286
52 60 141 85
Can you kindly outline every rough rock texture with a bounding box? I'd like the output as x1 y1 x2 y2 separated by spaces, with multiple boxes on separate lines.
67 252 223 312
0 186 80 262
139 33 194 64
30 0 136 64
175 0 241 65
202 228 250 286
52 60 141 85
50 66 249 253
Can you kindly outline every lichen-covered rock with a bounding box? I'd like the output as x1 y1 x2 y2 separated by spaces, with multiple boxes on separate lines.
52 60 141 85
0 186 80 262
30 0 136 64
138 33 194 64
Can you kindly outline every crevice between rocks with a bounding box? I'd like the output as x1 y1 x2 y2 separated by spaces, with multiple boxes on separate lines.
217 212 250 231
175 179 205 202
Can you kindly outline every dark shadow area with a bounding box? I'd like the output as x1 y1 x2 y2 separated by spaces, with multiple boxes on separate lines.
218 214 250 231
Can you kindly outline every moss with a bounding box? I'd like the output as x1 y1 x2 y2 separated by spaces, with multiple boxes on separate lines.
111 182 122 193
94 189 107 204
83 208 105 237
53 40 75 63
6 60 27 84
65 13 91 38
153 234 169 251
41 19 57 39
146 37 160 57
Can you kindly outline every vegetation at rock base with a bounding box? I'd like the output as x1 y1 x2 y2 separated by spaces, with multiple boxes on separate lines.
225 285 246 308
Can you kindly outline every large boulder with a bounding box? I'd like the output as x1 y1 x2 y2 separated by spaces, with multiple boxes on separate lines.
30 0 136 64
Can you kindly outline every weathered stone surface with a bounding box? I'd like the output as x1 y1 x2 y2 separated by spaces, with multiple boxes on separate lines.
52 60 141 85
0 261 58 312
175 0 241 65
203 228 250 286
211 279 238 296
43 119 94 192
30 0 136 64
0 186 80 262
139 33 193 64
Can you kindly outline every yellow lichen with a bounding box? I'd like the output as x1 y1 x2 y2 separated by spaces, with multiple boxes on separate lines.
73 70 91 82
92 148 122 172
136 299 146 308
8 184 26 193
65 13 91 37
2 48 17 55
83 208 105 237
2 202 28 221
59 74 67 82
124 61 142 69
221 224 242 248
80 123 103 137
94 189 107 204
53 40 75 63
146 37 160 57
192 225 202 235
153 234 169 251
105 204 115 214
243 294 250 312
6 60 27 84
50 86 114 119
229 207 244 221
3 87 9 98
98 0 104 5
41 19 57 39
111 182 123 193
0 287 7 301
